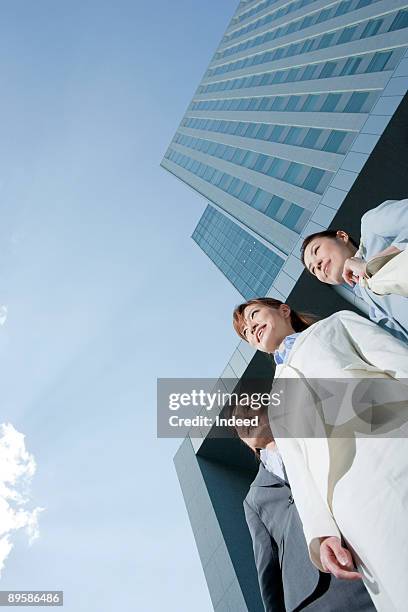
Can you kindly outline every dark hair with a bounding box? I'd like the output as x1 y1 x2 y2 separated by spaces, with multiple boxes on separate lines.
230 401 270 461
300 230 359 265
233 297 315 342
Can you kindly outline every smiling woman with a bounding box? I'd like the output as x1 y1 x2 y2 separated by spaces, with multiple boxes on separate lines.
301 230 359 284
233 297 314 353
232 297 408 611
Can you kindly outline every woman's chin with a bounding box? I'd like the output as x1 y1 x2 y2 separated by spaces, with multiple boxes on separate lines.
262 341 278 354
330 267 345 285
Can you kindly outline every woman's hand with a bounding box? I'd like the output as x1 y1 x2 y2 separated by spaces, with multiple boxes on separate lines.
342 257 367 286
320 536 362 580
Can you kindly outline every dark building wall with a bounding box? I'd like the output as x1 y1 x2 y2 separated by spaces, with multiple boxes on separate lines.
332 91 408 237
288 91 408 319
175 436 261 611
197 450 264 612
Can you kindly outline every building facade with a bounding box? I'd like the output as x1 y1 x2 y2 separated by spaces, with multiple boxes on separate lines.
162 0 408 301
163 1 408 610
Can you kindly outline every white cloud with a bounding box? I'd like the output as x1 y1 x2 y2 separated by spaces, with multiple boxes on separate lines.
0 423 43 576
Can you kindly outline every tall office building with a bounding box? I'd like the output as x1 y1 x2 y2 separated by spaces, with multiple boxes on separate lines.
162 0 408 302
162 2 408 610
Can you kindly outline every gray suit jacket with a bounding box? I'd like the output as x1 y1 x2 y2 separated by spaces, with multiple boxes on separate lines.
244 464 375 612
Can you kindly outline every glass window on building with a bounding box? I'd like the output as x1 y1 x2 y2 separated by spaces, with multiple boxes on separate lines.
254 154 270 172
361 19 383 39
320 62 337 79
282 204 304 230
322 131 347 153
302 128 323 148
367 51 392 72
271 97 285 110
344 91 370 113
286 96 300 111
285 127 303 145
271 125 285 140
251 189 272 212
267 158 285 177
283 163 302 184
265 195 284 219
303 168 326 192
340 57 362 75
390 10 408 31
192 206 284 300
301 94 320 112
321 93 342 112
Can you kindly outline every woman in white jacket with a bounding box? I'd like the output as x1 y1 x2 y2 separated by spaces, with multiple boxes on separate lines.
233 298 408 612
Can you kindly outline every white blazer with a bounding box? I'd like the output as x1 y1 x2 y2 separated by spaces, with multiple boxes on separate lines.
269 310 408 612
363 246 408 297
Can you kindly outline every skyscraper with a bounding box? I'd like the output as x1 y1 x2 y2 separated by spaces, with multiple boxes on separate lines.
162 0 408 301
162 2 408 609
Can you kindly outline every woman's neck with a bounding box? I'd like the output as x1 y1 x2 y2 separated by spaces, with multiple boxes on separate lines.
275 326 296 351
265 440 276 451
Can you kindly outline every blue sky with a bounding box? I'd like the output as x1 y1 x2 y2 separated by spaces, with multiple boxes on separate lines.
0 1 242 610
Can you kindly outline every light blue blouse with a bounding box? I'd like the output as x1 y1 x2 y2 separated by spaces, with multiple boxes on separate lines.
352 199 408 344
273 332 301 365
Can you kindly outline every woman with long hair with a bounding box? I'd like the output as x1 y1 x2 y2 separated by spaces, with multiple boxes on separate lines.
233 298 408 611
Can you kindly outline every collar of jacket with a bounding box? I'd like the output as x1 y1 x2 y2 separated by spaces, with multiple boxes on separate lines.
251 462 288 487
273 311 387 378
273 320 321 381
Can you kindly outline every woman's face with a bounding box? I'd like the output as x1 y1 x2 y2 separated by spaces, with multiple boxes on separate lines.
241 303 293 353
303 232 355 285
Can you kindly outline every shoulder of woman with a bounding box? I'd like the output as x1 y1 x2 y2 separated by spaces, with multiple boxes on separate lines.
244 489 264 518
243 490 256 510
329 309 363 320
313 310 364 326
360 200 399 234
294 310 365 343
